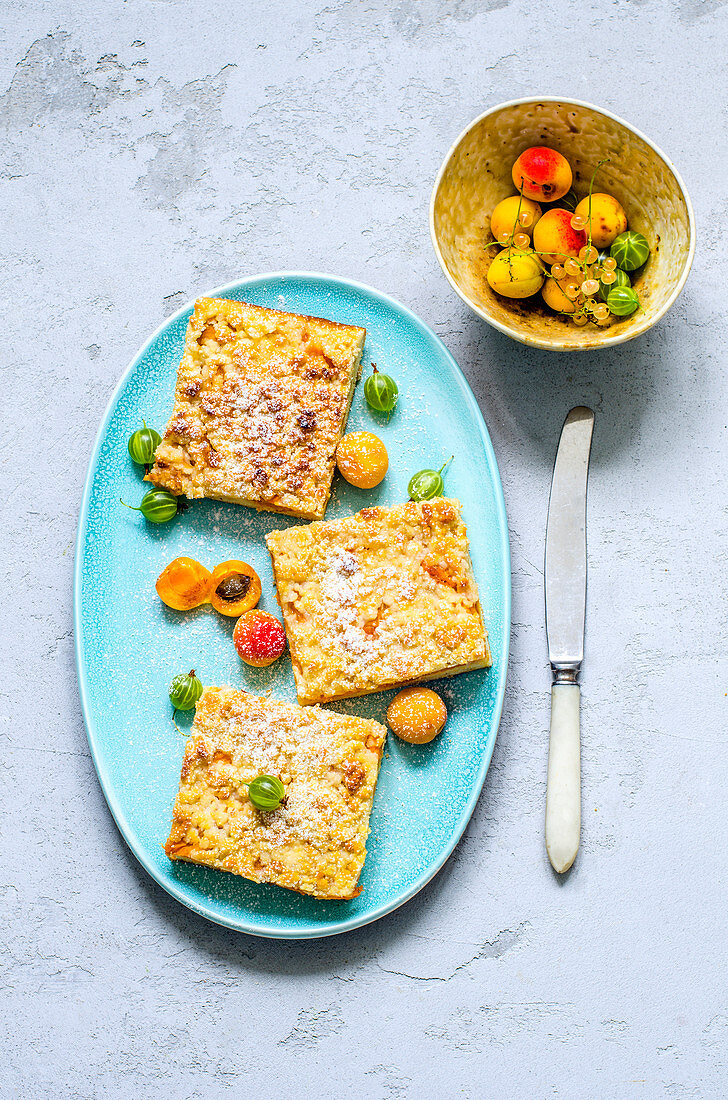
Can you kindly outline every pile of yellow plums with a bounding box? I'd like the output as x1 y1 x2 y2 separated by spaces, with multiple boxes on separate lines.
486 146 648 327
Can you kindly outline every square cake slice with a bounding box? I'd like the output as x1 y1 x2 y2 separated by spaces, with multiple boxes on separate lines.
147 297 366 520
266 498 492 705
164 688 386 900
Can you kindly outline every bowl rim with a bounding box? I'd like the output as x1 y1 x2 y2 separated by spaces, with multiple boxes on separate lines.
429 95 696 351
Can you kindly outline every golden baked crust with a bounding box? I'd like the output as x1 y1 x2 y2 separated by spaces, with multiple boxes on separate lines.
266 498 492 705
164 687 385 900
146 298 366 520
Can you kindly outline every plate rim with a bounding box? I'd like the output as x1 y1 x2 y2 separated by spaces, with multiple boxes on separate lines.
74 270 511 939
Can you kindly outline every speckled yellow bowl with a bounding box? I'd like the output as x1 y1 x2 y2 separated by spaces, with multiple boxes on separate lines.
430 98 694 351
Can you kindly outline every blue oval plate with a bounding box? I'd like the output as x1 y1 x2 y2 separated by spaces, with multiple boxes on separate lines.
75 273 510 939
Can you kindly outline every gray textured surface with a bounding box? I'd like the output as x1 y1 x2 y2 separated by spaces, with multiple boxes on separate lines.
2 2 727 1097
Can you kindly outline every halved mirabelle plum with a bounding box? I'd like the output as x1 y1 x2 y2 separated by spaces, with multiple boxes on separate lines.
209 560 262 617
155 557 213 611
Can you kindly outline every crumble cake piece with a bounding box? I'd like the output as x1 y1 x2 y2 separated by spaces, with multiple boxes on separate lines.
165 687 385 900
266 498 492 705
147 297 366 520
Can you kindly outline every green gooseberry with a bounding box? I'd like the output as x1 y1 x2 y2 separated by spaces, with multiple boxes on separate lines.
128 421 161 466
121 488 179 523
610 231 650 272
408 457 452 502
169 669 203 711
598 263 630 302
364 366 398 413
607 286 640 317
247 774 286 812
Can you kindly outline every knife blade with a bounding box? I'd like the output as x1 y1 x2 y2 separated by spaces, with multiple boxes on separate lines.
544 406 595 873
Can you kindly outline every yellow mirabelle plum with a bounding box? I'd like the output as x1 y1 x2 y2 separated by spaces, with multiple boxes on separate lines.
487 248 544 299
490 195 542 242
573 193 628 249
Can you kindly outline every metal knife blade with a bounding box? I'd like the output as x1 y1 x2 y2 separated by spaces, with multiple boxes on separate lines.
545 406 595 674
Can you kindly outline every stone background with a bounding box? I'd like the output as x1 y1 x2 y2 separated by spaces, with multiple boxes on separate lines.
3 1 727 1097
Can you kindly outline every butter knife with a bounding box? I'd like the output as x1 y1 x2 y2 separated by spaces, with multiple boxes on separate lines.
545 406 595 873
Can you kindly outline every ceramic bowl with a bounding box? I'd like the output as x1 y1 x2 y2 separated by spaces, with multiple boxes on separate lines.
430 97 695 351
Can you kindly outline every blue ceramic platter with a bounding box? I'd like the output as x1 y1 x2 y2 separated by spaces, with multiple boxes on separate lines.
75 273 510 939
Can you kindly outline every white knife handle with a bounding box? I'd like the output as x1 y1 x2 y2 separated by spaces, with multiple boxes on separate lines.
545 682 581 873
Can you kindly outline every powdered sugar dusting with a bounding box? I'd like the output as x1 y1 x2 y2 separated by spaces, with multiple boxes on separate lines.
320 549 381 668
